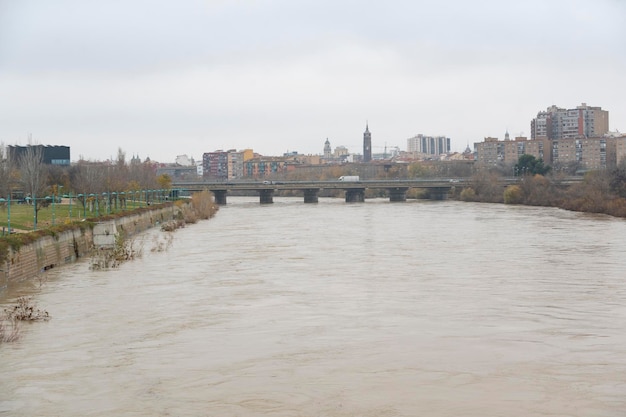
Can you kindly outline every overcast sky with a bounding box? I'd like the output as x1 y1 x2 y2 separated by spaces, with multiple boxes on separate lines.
1 0 625 163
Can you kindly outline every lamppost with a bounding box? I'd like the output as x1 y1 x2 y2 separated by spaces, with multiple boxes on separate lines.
52 185 62 226
91 194 99 217
103 192 109 215
88 193 97 217
77 194 87 219
0 198 6 235
7 194 10 235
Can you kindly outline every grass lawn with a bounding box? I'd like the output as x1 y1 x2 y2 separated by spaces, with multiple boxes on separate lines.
0 198 145 233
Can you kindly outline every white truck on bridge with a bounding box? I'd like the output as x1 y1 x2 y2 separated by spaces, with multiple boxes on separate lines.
338 176 360 181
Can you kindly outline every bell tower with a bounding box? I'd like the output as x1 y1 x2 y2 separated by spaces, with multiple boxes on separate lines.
363 123 372 162
323 138 332 159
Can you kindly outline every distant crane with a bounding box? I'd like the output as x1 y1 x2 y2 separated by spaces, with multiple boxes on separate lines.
373 142 400 159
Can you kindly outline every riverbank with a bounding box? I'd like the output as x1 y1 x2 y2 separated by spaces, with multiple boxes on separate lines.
451 172 626 219
1 191 219 290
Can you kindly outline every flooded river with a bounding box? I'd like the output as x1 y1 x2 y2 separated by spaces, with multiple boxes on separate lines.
1 198 626 416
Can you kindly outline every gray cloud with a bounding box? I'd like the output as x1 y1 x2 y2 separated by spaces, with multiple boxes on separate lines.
1 0 625 161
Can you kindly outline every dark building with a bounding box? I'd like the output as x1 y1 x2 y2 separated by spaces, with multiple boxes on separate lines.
363 123 372 162
7 145 71 166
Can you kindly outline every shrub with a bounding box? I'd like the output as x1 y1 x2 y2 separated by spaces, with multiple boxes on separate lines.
503 185 523 204
459 187 477 201
4 297 50 321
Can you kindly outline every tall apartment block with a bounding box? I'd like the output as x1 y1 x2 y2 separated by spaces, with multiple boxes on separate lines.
531 103 609 140
474 103 624 171
407 134 451 157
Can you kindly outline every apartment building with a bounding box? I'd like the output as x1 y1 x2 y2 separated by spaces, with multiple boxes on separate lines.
475 135 615 171
531 103 609 140
606 134 626 168
407 134 451 157
551 137 608 170
203 149 253 179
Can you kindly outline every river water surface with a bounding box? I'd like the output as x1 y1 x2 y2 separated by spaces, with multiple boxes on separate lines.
1 198 626 417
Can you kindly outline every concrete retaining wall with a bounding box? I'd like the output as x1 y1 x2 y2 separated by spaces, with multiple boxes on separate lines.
2 205 180 287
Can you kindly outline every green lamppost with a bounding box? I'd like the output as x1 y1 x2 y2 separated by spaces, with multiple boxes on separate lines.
89 194 98 217
77 194 86 219
7 194 11 235
0 198 6 235
103 192 109 215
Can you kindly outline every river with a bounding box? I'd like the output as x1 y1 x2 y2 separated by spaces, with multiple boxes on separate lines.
1 197 625 417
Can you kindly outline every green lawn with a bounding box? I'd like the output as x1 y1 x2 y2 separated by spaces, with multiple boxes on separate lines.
0 198 147 233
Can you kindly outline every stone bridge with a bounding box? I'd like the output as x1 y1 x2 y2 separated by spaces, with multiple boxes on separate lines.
172 179 485 204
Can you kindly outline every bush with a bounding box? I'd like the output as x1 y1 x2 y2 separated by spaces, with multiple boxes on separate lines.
4 297 49 321
503 185 523 204
459 187 477 201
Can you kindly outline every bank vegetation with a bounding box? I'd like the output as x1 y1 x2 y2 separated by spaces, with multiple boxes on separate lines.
456 157 626 218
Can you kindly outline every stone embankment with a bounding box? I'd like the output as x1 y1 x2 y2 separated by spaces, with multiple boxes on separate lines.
2 205 180 288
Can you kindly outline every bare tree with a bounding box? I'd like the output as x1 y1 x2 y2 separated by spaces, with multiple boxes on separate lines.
19 145 49 228
70 161 106 218
0 143 17 199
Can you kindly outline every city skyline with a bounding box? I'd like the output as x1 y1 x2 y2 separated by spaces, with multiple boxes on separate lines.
1 0 625 163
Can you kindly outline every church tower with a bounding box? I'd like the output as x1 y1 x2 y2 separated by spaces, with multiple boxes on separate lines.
363 123 372 162
323 138 332 159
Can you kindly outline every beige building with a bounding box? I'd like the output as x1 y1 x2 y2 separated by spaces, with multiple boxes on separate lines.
606 135 626 168
475 135 612 171
531 103 609 140
551 137 607 171
474 137 501 165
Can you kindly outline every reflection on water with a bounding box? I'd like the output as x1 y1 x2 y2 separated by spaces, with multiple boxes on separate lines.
1 198 626 416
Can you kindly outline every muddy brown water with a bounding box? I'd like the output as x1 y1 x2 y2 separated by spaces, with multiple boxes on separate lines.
1 198 625 416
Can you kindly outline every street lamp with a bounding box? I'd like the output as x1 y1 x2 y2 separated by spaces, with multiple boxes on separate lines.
102 192 109 215
6 194 10 235
52 185 62 226
88 193 97 217
0 198 6 235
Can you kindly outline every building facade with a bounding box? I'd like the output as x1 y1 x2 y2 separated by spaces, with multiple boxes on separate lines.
7 145 71 166
202 149 253 179
406 134 451 157
474 135 625 171
531 103 609 140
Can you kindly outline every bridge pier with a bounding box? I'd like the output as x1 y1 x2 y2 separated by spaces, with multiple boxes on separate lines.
259 189 274 204
427 187 450 200
345 189 365 203
212 190 228 205
303 188 319 203
388 187 408 202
